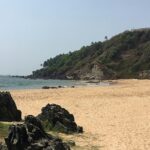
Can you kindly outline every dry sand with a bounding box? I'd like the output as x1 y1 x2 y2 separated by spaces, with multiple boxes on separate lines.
9 79 150 150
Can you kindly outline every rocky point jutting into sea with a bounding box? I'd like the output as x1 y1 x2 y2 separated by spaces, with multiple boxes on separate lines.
28 28 150 80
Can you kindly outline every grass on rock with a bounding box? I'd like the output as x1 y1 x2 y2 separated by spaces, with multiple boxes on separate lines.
0 122 10 139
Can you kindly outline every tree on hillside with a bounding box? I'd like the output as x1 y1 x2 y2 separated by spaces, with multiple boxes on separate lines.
105 36 108 40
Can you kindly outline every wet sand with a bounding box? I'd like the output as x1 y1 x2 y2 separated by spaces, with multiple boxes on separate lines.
9 79 150 150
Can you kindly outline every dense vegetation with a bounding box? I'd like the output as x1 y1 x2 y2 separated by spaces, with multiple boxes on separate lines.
29 28 150 80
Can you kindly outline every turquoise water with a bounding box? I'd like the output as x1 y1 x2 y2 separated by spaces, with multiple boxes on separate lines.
0 76 82 90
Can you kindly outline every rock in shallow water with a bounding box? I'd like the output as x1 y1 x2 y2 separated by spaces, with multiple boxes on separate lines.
0 92 21 121
37 104 83 134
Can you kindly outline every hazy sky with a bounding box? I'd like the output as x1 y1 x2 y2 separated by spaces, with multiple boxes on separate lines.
0 0 149 75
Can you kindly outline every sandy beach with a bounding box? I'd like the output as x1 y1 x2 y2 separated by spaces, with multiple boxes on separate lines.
8 79 150 150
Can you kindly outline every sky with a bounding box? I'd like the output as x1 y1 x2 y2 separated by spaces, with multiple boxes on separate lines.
0 0 150 75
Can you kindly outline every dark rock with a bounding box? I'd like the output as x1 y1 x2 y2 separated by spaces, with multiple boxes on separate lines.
67 140 76 147
77 126 83 133
42 86 58 89
0 142 7 150
42 86 50 89
25 115 44 131
25 115 51 141
49 87 57 89
58 86 64 88
2 115 70 150
86 80 100 84
5 124 29 150
37 104 83 134
0 92 21 121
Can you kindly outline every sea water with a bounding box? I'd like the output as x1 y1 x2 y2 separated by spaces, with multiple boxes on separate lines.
0 75 110 90
0 75 82 90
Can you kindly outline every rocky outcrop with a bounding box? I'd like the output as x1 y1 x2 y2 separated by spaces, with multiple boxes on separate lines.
0 92 21 121
29 29 150 80
37 104 83 134
42 86 64 89
1 115 70 150
0 143 7 150
139 70 150 79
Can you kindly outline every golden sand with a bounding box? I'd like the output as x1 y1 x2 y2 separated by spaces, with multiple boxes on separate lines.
9 79 150 150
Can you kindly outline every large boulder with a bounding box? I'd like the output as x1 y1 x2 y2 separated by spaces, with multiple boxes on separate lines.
1 115 70 150
37 104 83 134
0 92 21 121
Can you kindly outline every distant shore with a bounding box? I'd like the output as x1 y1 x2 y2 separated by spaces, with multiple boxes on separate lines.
4 79 150 149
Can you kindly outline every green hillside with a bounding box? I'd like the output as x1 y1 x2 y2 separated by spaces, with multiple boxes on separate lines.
29 28 150 80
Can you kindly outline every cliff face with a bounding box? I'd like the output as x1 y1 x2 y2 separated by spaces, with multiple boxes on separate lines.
29 28 150 80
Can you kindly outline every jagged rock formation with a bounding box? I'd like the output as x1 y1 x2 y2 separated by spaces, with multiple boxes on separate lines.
0 92 21 121
0 143 7 150
1 115 70 150
37 104 83 133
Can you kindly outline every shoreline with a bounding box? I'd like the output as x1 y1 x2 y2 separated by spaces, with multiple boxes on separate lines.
1 79 150 149
0 78 113 91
